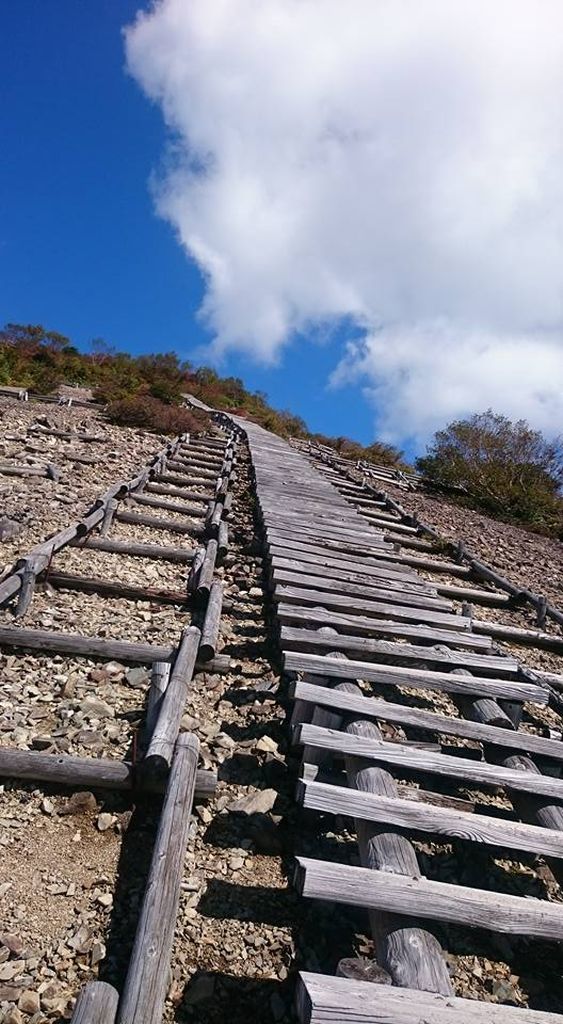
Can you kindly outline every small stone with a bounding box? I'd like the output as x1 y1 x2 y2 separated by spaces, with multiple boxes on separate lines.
102 661 126 677
0 961 25 982
97 893 113 908
125 666 148 688
3 1006 23 1024
91 940 106 966
1 935 24 956
60 791 97 817
67 926 93 955
0 985 23 1002
228 788 278 815
96 812 115 832
180 714 200 731
0 518 23 543
229 856 245 871
492 979 520 1003
255 736 279 754
195 805 212 824
41 798 54 815
80 698 114 720
18 990 40 1014
40 981 64 1012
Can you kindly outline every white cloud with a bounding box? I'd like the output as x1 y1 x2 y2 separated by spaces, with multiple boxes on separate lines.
125 0 563 442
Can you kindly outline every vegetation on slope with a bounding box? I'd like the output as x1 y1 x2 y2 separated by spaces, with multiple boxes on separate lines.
0 323 403 462
2 324 560 535
417 410 563 536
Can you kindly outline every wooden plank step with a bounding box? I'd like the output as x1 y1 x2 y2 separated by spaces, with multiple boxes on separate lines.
278 603 493 651
268 541 422 585
146 483 213 501
129 493 207 517
272 569 454 612
116 510 204 535
43 571 188 605
285 652 548 703
295 857 563 940
270 553 437 594
292 680 563 762
299 778 563 858
276 585 470 630
296 973 563 1023
280 626 518 675
73 537 194 562
296 724 563 799
267 532 473 577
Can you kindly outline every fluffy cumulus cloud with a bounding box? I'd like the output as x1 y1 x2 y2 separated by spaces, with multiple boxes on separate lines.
125 0 563 443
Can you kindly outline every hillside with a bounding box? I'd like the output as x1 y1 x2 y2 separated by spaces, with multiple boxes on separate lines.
0 322 403 466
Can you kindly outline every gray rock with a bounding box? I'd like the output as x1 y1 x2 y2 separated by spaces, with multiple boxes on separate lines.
125 667 149 689
228 788 277 815
80 697 114 720
0 519 23 543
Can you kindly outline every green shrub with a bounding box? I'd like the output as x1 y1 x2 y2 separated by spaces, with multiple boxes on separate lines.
106 395 207 435
417 410 563 534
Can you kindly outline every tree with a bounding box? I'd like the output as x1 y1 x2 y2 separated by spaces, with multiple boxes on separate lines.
416 410 563 531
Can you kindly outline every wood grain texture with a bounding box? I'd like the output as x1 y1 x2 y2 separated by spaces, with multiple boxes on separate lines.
118 734 199 1024
297 723 563 799
295 857 563 939
285 651 547 704
70 981 119 1023
281 625 516 675
296 973 563 1023
300 779 563 858
292 680 563 762
277 602 491 650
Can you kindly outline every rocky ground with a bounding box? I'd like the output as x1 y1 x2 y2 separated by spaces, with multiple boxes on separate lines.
1 419 563 1022
0 396 172 573
385 481 563 610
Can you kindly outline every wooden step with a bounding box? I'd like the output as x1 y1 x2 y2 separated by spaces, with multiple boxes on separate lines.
300 778 563 858
277 602 492 651
296 973 563 1023
296 723 563 799
292 680 563 763
295 857 563 940
280 625 517 675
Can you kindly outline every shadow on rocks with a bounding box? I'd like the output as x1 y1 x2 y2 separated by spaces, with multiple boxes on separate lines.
174 969 296 1023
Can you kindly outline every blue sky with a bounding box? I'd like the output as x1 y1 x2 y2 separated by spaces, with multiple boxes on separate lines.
0 1 376 447
3 1 563 455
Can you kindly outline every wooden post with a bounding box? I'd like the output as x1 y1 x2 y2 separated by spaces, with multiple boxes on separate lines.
117 734 199 1024
100 498 118 537
70 981 119 1023
217 520 229 561
199 580 223 660
197 540 217 599
144 661 171 745
15 557 39 618
143 626 201 776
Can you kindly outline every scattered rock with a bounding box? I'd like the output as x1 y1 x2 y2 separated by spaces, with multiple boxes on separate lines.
125 666 149 689
18 989 40 1014
0 518 23 543
255 736 279 754
0 935 24 957
80 697 114 720
228 789 278 815
96 812 115 832
59 791 98 816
